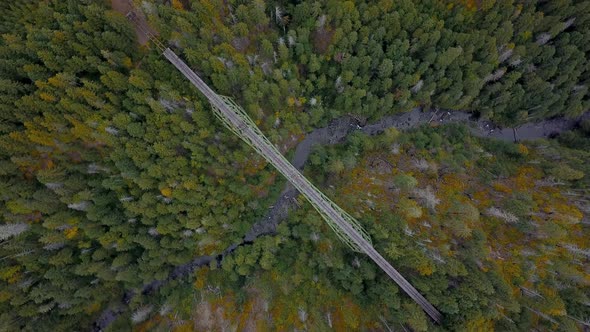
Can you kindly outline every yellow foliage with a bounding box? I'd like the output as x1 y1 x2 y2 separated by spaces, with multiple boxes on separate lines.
39 92 56 102
193 268 208 290
270 270 280 281
40 157 54 170
522 31 532 40
134 316 162 332
454 0 478 11
287 96 296 107
201 241 222 255
499 261 521 283
70 118 93 140
318 239 333 253
172 0 184 10
84 302 100 314
78 241 91 249
211 58 225 73
416 260 434 276
473 190 491 207
194 277 205 290
182 181 198 190
551 202 583 225
517 143 529 156
27 128 56 147
64 226 78 239
537 285 567 316
399 198 423 219
547 307 566 316
6 200 33 214
0 266 21 284
52 31 66 43
513 166 538 190
339 299 361 330
0 290 12 302
122 57 133 69
35 80 49 90
492 182 512 194
160 187 173 198
538 284 557 298
173 323 193 332
465 316 494 331
441 173 465 194
48 76 66 89
2 34 20 44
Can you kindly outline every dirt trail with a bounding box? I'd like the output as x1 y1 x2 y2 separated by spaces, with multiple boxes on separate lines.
111 0 152 45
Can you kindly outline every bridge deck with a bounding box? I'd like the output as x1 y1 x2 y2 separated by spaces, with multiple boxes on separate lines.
162 48 442 323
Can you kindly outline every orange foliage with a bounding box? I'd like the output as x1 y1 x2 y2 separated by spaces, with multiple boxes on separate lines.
200 241 222 255
318 299 366 331
0 290 12 303
134 315 162 332
473 190 491 207
449 0 478 11
440 173 466 195
512 166 540 191
83 302 101 314
242 157 267 176
317 239 333 253
312 27 335 54
27 211 43 223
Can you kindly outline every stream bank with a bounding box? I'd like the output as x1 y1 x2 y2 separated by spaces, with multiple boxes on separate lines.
94 108 589 331
246 107 589 244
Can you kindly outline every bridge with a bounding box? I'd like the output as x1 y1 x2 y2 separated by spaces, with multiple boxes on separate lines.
128 12 442 323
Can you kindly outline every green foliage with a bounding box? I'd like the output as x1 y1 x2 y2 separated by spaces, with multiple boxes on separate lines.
1 0 589 330
392 173 418 191
272 124 589 331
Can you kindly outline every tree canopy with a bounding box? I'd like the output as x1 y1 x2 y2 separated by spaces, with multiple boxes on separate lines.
0 0 588 330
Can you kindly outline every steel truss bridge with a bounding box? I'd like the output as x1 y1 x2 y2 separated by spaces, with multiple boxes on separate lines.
128 11 442 323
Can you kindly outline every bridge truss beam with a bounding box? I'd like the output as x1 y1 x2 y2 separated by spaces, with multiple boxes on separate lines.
158 46 442 323
212 95 372 252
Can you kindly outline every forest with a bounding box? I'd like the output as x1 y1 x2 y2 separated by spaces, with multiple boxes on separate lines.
0 0 588 330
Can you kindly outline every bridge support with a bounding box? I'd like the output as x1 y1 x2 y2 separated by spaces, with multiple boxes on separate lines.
159 45 442 323
211 95 372 252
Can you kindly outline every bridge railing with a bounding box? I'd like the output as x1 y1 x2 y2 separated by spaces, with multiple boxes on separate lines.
211 95 373 252
127 9 442 321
